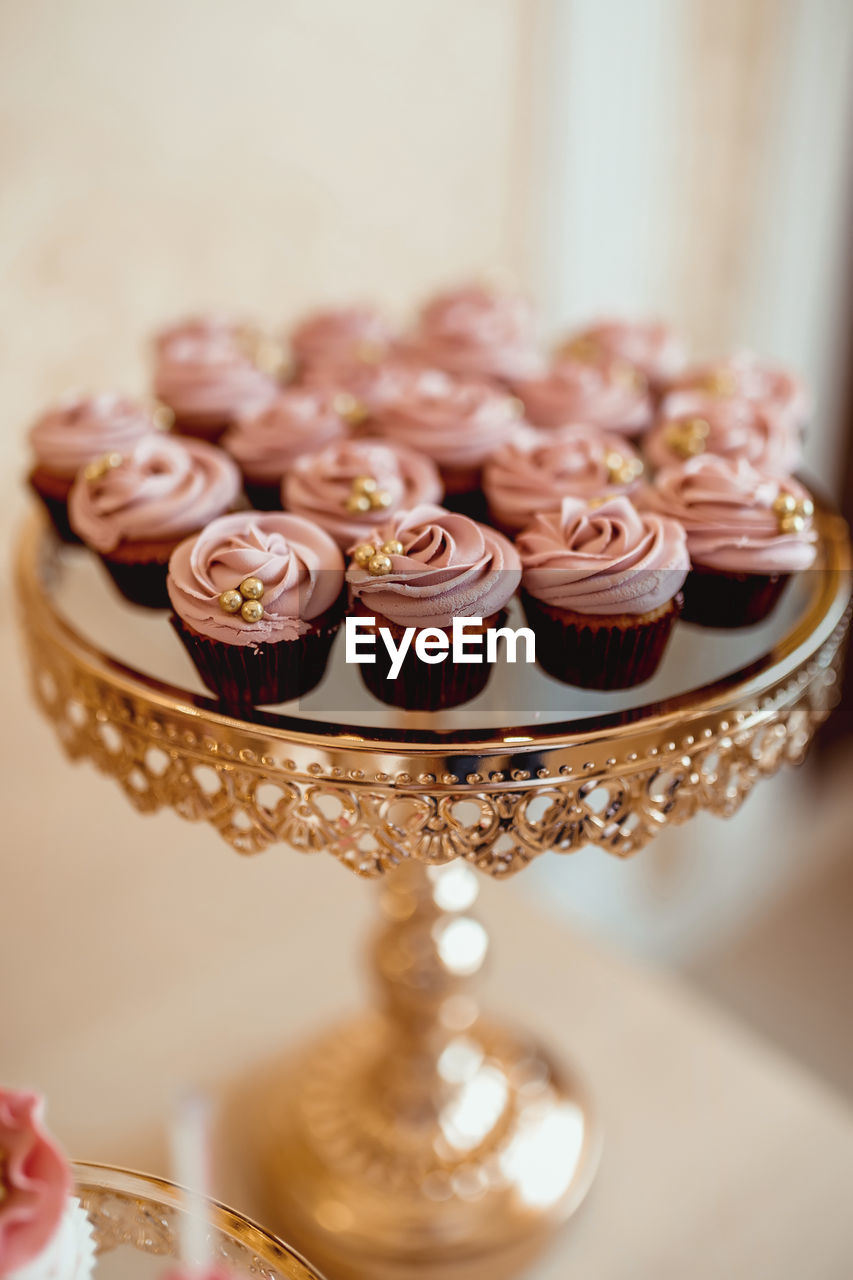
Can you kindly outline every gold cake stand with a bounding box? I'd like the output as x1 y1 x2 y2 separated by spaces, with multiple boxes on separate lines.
72 1161 324 1276
16 505 852 1280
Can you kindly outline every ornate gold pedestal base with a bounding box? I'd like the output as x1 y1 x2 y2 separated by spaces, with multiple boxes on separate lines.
253 863 601 1280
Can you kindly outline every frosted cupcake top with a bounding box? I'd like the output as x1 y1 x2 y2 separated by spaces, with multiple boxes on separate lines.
661 351 809 433
408 282 539 381
641 454 817 574
374 369 522 471
28 393 155 480
513 354 652 434
282 437 442 548
556 318 686 388
289 305 393 369
222 388 348 483
484 424 644 532
0 1089 70 1275
518 495 689 617
168 511 344 645
153 316 279 426
644 392 801 474
347 503 521 629
69 434 241 553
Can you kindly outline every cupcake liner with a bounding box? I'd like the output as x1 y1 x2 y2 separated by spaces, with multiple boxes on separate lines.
244 479 285 511
681 564 790 628
28 472 80 544
101 553 173 609
521 592 680 690
356 608 504 710
171 605 342 710
169 414 230 444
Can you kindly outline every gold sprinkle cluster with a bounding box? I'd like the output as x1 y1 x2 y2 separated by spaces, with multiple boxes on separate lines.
83 452 123 483
700 368 737 397
352 539 404 576
332 392 370 427
662 416 711 459
345 474 392 515
604 450 644 486
773 489 813 535
219 576 265 623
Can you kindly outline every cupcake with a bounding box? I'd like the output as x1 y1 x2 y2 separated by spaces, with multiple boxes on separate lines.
484 423 644 533
0 1087 96 1280
556 318 686 392
641 454 817 627
644 393 801 474
300 352 420 435
407 281 539 382
222 388 348 509
661 351 809 436
517 495 689 689
27 392 155 542
167 511 345 708
372 369 522 517
68 434 242 608
346 504 521 709
512 352 653 435
282 437 443 549
289 304 394 373
153 315 281 442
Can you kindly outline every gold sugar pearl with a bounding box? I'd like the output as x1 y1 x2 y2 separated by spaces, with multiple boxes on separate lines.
367 552 392 576
352 543 376 567
369 489 392 510
333 392 369 426
663 416 710 459
352 475 378 495
219 589 243 615
587 496 609 509
84 452 123 483
605 451 643 486
241 598 264 623
558 335 600 363
150 401 175 431
773 488 813 534
239 576 264 601
702 368 737 397
381 539 403 556
346 492 373 514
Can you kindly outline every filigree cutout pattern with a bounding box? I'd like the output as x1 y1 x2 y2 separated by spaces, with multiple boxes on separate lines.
22 598 849 877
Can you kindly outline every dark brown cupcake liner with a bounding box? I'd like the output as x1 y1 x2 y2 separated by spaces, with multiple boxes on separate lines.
355 607 504 710
101 554 173 609
680 564 790 628
521 591 680 690
169 414 231 444
28 472 80 544
170 603 343 710
243 479 285 511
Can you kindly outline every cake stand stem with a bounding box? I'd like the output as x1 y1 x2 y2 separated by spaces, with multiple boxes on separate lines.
256 859 601 1280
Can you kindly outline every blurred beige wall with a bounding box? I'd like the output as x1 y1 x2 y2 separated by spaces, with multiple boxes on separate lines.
0 0 527 553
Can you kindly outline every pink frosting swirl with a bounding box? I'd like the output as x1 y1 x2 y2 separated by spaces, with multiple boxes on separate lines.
168 511 344 645
289 305 393 368
301 353 421 417
347 504 520 629
283 438 443 548
661 351 810 433
513 355 652 434
408 283 539 381
484 423 644 532
0 1090 71 1276
641 454 817 573
153 316 279 427
518 496 689 617
68 434 241 553
558 318 686 387
28 393 155 479
644 392 801 473
222 389 348 483
374 369 522 470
